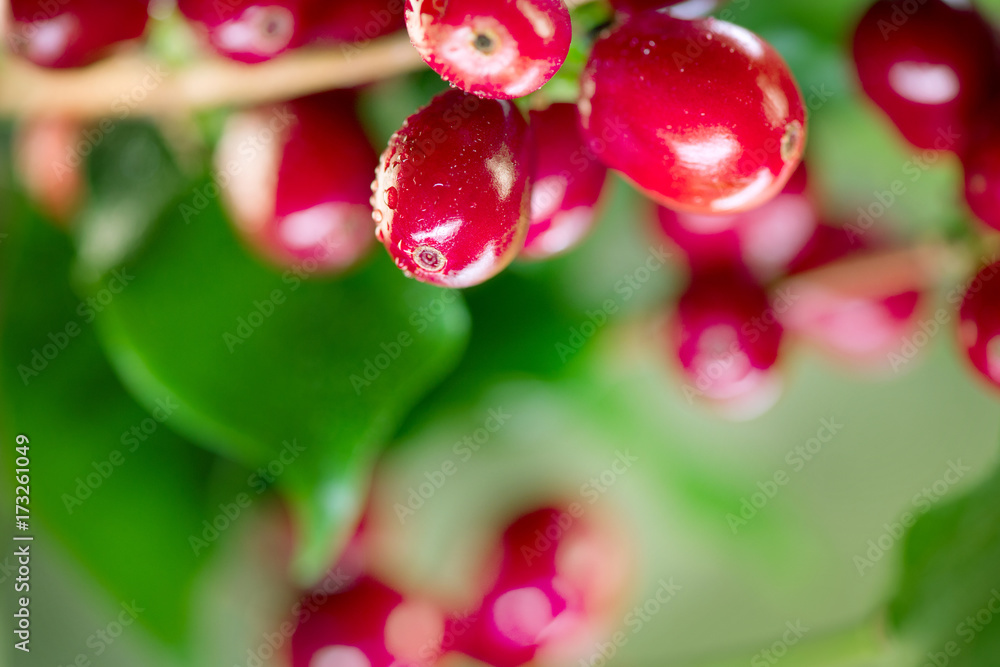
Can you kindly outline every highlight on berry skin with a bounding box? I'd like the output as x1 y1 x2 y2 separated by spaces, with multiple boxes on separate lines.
405 0 572 99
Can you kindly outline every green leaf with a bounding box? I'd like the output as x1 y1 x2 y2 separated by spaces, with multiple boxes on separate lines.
889 459 1000 666
0 211 218 648
87 180 469 583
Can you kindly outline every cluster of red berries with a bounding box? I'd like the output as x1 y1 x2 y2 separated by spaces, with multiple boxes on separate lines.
290 506 622 667
852 0 1000 392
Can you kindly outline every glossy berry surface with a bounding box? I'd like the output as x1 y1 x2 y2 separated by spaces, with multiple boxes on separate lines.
373 89 532 288
304 0 405 44
217 92 378 274
178 0 309 63
671 268 784 413
7 0 149 68
959 261 1000 390
405 0 571 99
655 163 815 280
290 576 445 667
852 0 998 152
522 103 608 260
782 224 921 365
579 12 806 214
963 106 1000 232
452 508 589 667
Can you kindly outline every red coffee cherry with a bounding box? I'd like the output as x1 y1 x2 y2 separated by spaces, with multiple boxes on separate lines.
373 89 532 288
217 92 377 275
671 267 784 416
580 12 806 214
304 0 405 44
655 163 815 281
522 103 608 260
178 0 310 63
405 0 572 99
852 0 999 152
958 261 1000 390
7 0 149 68
290 576 445 667
962 102 1000 232
782 224 922 366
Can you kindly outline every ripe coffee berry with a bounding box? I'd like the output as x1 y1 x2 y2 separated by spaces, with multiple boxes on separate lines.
405 0 571 99
655 163 815 281
7 0 150 68
290 576 445 667
671 268 784 415
962 103 1000 232
522 103 608 260
373 89 532 288
580 12 805 214
958 261 1000 390
852 0 998 152
178 0 310 63
216 92 378 274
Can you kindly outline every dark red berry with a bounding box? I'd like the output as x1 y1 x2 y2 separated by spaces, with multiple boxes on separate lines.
671 268 784 416
178 0 310 63
852 0 998 152
580 12 806 214
7 0 149 68
405 0 571 99
782 224 922 365
959 261 1000 390
303 0 405 44
655 163 815 280
217 92 377 274
290 576 445 667
962 103 1000 232
373 89 532 288
522 103 608 260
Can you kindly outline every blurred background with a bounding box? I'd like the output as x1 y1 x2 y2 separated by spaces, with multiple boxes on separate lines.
2 0 1000 666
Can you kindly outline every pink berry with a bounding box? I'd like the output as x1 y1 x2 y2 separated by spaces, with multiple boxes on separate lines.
852 0 998 152
522 103 608 260
304 0 405 44
405 0 572 99
655 163 815 280
7 0 149 68
217 92 377 274
671 268 784 413
178 0 310 63
579 12 806 214
781 224 922 365
373 89 532 288
958 261 1000 390
290 576 445 667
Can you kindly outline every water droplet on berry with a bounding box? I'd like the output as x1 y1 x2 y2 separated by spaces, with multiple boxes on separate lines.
373 209 383 223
